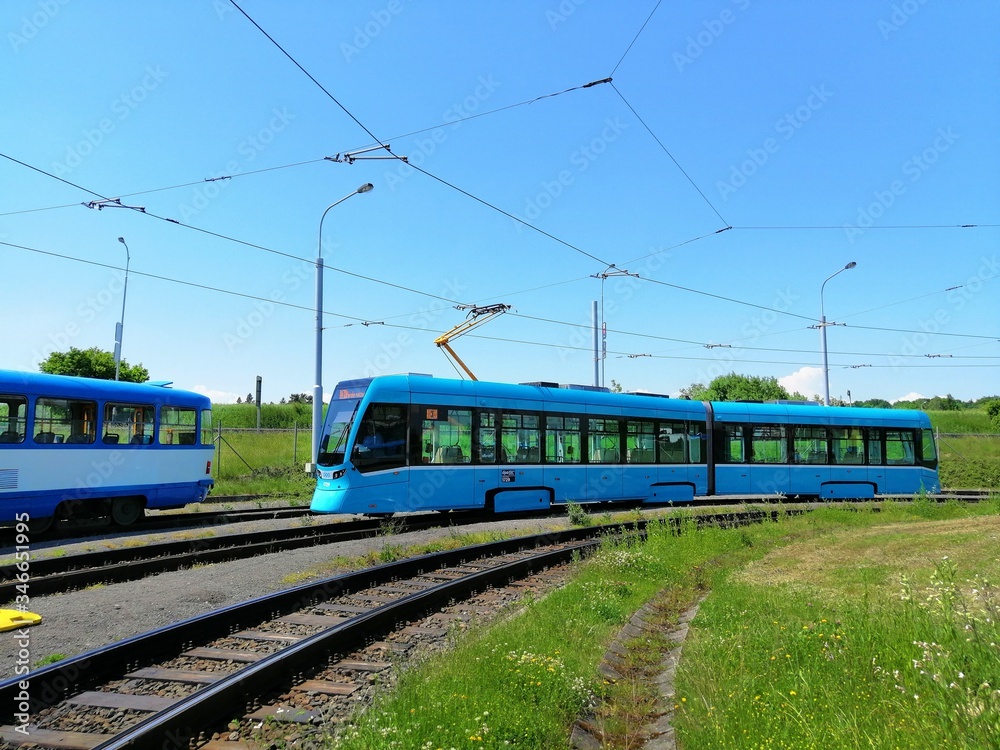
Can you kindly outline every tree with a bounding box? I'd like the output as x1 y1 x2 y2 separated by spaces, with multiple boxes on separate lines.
855 398 893 409
986 399 1000 431
693 373 791 402
39 347 148 383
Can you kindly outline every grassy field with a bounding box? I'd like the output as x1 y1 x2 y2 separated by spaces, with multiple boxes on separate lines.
319 500 1000 749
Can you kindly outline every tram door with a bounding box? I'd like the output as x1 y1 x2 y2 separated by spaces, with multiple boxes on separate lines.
585 417 623 502
412 406 475 510
713 424 751 495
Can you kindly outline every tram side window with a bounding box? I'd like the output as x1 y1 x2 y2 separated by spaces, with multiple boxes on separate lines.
546 415 581 464
201 409 214 446
866 428 884 465
832 427 864 464
885 430 916 465
716 424 745 463
34 397 96 444
160 406 197 445
751 425 786 464
418 406 470 465
0 395 27 444
104 402 154 445
625 420 656 463
657 420 687 464
919 428 938 468
355 403 408 471
502 412 541 463
477 412 497 464
589 417 621 463
793 426 828 464
688 422 705 463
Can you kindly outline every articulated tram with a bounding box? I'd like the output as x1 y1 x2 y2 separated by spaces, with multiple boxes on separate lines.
311 374 939 515
0 370 214 531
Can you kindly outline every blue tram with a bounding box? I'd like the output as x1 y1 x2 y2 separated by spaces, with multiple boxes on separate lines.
0 370 215 531
311 374 940 515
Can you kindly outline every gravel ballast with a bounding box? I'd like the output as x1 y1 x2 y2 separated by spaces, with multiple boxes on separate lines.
0 514 567 676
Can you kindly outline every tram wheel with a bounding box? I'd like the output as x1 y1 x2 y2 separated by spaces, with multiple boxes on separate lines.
111 497 144 526
27 515 54 535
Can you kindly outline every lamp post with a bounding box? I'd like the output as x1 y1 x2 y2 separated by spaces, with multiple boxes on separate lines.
114 237 131 381
819 261 856 406
310 183 374 473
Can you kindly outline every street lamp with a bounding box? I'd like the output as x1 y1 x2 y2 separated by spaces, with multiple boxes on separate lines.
819 261 857 406
310 183 374 473
114 237 131 381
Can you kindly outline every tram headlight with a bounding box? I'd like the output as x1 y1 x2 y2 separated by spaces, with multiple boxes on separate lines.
329 469 346 480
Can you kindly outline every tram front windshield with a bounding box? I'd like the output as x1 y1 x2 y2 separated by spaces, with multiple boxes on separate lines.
318 390 365 466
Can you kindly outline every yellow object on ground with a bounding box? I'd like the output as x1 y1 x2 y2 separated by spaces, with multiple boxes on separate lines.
0 609 41 631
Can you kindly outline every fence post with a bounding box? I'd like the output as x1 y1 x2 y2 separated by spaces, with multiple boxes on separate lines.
216 420 222 478
293 421 298 466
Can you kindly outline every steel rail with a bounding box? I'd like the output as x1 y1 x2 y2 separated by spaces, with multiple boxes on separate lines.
0 515 450 600
94 538 596 749
0 523 611 724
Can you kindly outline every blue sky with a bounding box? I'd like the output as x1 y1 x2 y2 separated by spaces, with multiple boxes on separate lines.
2 1 997 405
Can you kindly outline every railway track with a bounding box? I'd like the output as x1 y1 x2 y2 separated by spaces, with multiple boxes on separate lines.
0 523 618 748
0 515 484 601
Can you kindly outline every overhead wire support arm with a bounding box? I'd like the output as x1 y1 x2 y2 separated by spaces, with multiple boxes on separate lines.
325 145 408 164
433 303 512 381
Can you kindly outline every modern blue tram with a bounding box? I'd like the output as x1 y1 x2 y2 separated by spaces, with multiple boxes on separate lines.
0 370 215 531
310 374 940 515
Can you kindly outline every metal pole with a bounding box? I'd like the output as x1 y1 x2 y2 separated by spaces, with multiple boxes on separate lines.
114 237 130 381
819 261 857 406
311 183 374 473
592 300 599 387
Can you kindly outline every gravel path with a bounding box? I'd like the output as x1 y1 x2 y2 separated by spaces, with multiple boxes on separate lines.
0 514 567 678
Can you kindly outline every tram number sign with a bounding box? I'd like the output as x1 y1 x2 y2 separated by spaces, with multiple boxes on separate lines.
501 469 516 484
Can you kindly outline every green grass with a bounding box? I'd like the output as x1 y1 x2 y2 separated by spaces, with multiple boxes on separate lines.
319 502 999 749
674 506 1000 750
937 434 1000 489
927 409 999 435
326 517 766 748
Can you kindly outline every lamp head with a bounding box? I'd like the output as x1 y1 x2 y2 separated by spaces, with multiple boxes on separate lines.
118 237 125 244
357 183 374 194
845 261 857 269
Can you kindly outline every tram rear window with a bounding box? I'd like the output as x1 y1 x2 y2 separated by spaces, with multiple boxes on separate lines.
34 397 96 444
0 395 27 444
